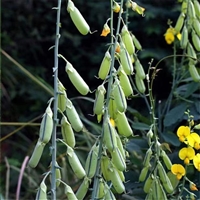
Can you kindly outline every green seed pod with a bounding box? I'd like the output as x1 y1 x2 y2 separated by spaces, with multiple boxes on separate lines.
110 166 125 194
57 80 67 112
193 18 200 37
145 190 153 200
116 111 133 137
76 177 90 200
66 61 90 95
192 31 200 51
105 186 116 200
174 12 185 33
121 25 135 55
143 174 154 193
119 43 134 75
181 1 188 14
93 84 106 115
139 165 150 182
35 181 47 200
28 140 45 168
103 118 117 152
67 0 90 35
143 148 152 167
135 59 146 80
118 68 133 97
117 168 125 182
180 25 188 49
194 0 200 19
115 132 126 160
49 161 61 188
61 115 76 148
98 51 112 80
187 42 197 65
97 179 105 199
131 34 142 50
67 146 86 179
108 99 117 120
161 150 172 170
152 179 164 200
167 171 179 190
101 156 111 181
111 147 126 171
113 78 127 113
65 185 78 200
135 73 146 94
39 106 53 144
189 64 200 82
66 99 83 132
85 144 99 178
188 1 196 19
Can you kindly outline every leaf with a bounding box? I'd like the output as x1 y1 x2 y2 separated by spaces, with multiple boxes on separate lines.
162 131 180 147
164 103 188 127
130 121 150 130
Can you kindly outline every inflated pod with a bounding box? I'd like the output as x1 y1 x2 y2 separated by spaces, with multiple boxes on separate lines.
180 25 188 49
49 161 61 188
193 18 200 37
119 43 134 75
103 118 117 152
189 64 200 82
75 177 90 200
39 106 53 144
193 0 200 19
145 190 153 200
67 0 90 35
187 42 197 64
161 150 172 170
118 68 133 97
115 132 126 160
61 115 76 148
117 169 125 182
174 12 185 33
111 147 126 171
143 148 152 167
65 61 89 95
35 181 47 200
131 34 142 50
135 73 146 93
143 174 154 193
93 84 106 115
28 139 45 168
67 146 86 179
101 156 111 181
84 144 99 178
116 111 133 137
65 185 78 200
152 179 167 200
113 78 127 112
188 1 196 19
139 166 149 182
97 179 105 199
121 25 135 55
57 80 67 112
66 99 83 132
105 186 116 200
108 99 117 120
98 51 112 80
192 31 200 51
135 59 145 80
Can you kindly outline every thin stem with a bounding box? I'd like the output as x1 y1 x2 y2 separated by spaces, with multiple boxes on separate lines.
51 0 62 199
4 157 10 200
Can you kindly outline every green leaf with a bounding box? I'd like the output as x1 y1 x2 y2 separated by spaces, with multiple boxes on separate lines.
162 131 180 147
130 121 150 130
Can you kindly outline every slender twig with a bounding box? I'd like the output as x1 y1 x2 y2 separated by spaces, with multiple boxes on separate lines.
16 156 29 200
51 0 62 199
4 157 10 200
0 122 41 126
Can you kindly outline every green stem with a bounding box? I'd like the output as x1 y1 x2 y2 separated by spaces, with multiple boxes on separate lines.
51 0 62 199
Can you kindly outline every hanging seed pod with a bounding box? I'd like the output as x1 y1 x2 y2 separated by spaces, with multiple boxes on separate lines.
139 165 150 182
152 179 165 200
105 185 116 200
65 62 90 95
108 99 117 120
131 34 142 50
76 177 91 200
135 73 146 93
39 105 53 144
98 51 112 80
97 179 105 199
115 111 133 137
143 148 152 167
93 84 106 115
115 132 126 160
161 150 172 170
180 25 188 49
103 118 117 152
193 18 200 37
118 68 133 97
57 80 67 112
61 115 76 148
113 78 127 112
187 42 197 65
174 13 185 34
192 31 200 51
194 0 200 18
181 1 188 14
101 156 111 181
145 190 153 200
111 147 126 171
67 0 90 35
84 144 99 178
189 64 200 82
143 174 154 193
49 162 61 188
110 166 125 194
35 181 47 200
28 139 45 168
65 185 78 200
121 25 135 55
188 1 196 19
66 99 83 132
67 146 86 179
119 43 134 75
135 59 145 80
117 169 125 182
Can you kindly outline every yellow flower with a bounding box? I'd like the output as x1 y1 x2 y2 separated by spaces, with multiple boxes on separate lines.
190 183 198 191
193 153 200 171
131 2 145 15
186 133 200 150
176 32 182 40
177 126 190 142
179 147 195 165
164 27 181 44
100 23 110 37
171 164 186 180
